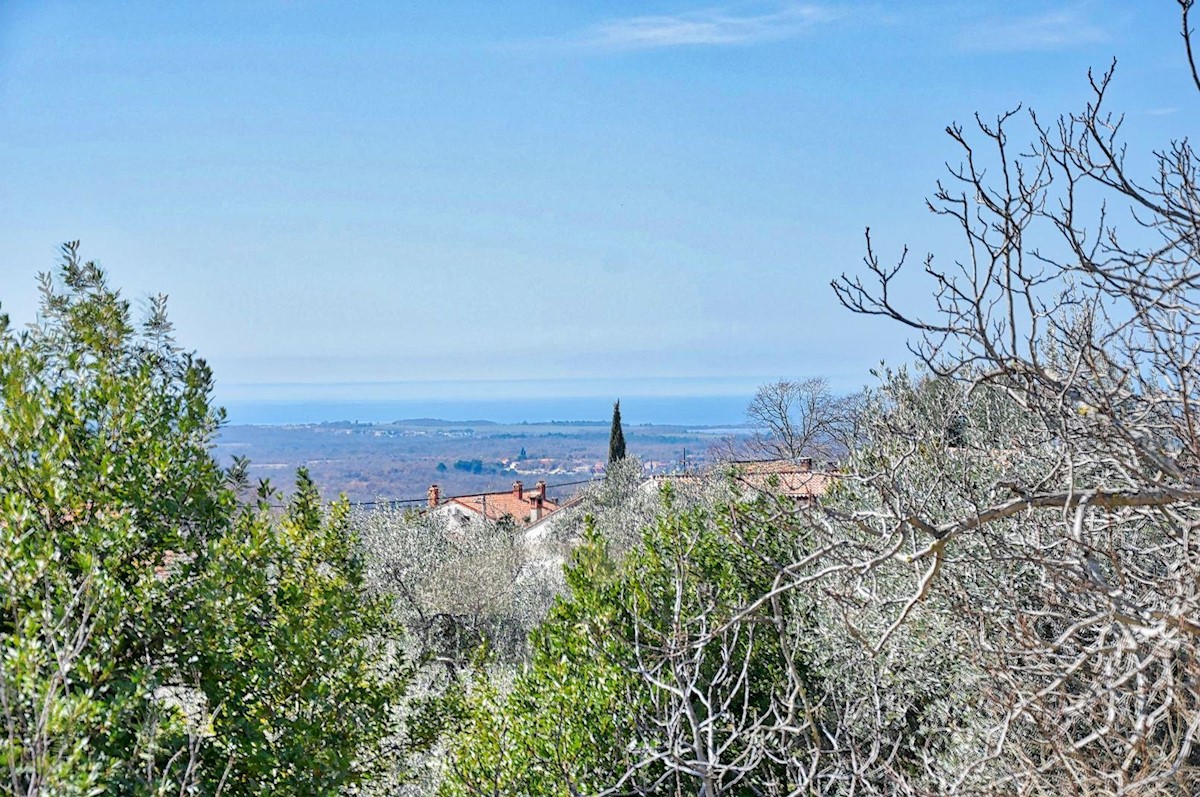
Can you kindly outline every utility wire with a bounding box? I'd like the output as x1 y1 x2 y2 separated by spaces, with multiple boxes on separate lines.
256 475 606 509
348 476 603 508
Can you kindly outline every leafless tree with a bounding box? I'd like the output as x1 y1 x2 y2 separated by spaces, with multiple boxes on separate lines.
434 8 1200 795
745 378 863 463
585 5 1200 795
818 3 1200 792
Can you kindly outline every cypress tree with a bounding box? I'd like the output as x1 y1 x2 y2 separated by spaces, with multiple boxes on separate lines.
608 400 627 464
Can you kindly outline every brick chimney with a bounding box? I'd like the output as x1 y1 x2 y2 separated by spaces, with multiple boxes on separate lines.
798 458 812 473
512 481 523 499
427 484 441 507
529 481 550 523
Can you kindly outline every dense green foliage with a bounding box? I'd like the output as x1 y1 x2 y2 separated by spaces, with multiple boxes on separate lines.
439 492 824 795
607 400 626 464
180 472 404 793
0 246 404 795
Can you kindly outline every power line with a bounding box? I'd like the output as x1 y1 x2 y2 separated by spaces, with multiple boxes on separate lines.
338 475 604 509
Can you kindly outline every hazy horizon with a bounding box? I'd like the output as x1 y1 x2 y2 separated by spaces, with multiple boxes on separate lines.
219 397 754 427
5 1 1194 396
215 378 762 427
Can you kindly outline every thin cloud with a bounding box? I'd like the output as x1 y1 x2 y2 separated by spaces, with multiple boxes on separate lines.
959 8 1108 53
569 4 837 52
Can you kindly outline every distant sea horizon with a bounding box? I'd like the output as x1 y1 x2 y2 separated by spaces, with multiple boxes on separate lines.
218 394 754 427
214 376 766 427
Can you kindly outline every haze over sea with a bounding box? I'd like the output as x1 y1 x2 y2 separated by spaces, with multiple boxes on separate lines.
216 377 761 426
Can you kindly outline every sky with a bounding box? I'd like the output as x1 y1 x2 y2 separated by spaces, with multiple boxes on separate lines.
1 1 1197 414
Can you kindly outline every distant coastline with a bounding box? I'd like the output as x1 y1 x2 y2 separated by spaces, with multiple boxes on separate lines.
218 394 753 428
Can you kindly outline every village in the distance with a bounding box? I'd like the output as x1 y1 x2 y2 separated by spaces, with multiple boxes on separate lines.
214 416 742 504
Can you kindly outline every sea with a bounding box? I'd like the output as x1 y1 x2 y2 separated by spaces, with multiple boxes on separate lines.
218 394 753 427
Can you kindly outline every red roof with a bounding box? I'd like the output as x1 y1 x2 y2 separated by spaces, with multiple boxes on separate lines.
726 459 835 499
447 490 560 525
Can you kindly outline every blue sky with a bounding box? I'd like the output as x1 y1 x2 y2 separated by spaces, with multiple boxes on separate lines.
1 1 1195 408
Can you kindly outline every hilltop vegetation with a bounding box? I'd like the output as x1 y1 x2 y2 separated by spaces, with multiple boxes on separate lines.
6 6 1200 795
0 252 403 795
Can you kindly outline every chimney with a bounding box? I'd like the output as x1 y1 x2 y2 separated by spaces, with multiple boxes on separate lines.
427 484 441 507
529 495 544 523
799 458 812 473
534 480 547 500
512 481 523 499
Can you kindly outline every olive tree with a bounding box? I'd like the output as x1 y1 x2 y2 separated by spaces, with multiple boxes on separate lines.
822 4 1200 791
437 4 1200 794
437 498 830 797
355 505 546 668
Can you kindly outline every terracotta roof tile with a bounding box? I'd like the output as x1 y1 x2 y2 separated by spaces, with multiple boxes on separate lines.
726 459 835 499
447 491 560 525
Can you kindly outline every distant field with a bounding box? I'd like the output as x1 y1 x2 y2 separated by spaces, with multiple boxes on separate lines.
213 418 748 503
